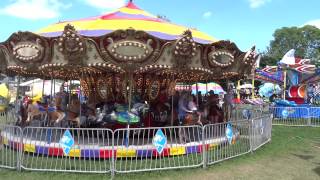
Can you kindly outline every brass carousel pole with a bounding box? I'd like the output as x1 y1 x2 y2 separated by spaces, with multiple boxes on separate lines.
171 73 174 127
251 69 255 99
237 80 241 100
16 75 20 101
125 71 134 147
42 78 45 97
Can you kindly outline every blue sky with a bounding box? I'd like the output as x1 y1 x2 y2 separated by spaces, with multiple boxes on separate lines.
0 0 319 52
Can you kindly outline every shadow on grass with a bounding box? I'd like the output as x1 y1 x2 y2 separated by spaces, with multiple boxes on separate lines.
313 166 320 176
291 153 315 160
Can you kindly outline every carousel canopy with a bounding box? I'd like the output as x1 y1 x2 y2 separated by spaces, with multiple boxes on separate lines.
38 1 216 44
0 0 258 87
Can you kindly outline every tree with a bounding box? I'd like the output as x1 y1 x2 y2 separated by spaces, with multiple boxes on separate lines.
261 25 320 67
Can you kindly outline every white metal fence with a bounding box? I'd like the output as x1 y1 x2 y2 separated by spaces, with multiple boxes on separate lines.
270 106 320 127
0 115 272 177
204 120 251 165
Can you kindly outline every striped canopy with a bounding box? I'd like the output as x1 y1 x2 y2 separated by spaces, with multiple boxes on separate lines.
38 1 217 44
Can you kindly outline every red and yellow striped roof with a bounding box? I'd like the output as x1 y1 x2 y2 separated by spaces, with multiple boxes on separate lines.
38 1 217 44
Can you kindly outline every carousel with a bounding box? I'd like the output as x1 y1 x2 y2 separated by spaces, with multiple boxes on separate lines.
0 1 258 159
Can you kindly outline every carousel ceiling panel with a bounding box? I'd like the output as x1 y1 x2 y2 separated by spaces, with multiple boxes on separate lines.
37 2 216 44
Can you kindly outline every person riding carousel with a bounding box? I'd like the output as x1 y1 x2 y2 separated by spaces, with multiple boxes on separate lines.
207 91 224 124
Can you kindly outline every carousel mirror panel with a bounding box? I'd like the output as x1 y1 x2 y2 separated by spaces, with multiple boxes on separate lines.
148 80 161 100
97 78 111 100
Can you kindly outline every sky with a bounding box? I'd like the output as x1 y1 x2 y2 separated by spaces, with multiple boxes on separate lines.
0 0 319 52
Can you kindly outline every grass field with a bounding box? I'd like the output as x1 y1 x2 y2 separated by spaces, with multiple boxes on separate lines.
0 126 319 180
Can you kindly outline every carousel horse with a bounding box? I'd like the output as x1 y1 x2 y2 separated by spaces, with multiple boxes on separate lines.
65 97 81 127
25 99 66 126
26 101 46 123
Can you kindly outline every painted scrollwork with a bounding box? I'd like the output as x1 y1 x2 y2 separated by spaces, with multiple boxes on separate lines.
57 24 86 62
173 30 197 68
243 45 257 66
174 30 197 57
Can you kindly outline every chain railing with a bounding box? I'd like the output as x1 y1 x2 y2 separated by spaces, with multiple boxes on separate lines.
0 113 272 177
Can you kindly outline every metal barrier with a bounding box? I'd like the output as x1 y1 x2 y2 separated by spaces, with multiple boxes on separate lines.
0 109 18 126
232 104 270 121
309 107 320 127
204 120 251 165
21 127 113 173
251 115 272 151
270 106 320 127
113 125 203 173
0 125 23 170
0 111 273 176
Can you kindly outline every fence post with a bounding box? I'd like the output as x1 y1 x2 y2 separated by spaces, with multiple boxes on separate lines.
202 125 207 168
111 130 115 179
16 127 22 171
249 118 254 153
307 108 311 126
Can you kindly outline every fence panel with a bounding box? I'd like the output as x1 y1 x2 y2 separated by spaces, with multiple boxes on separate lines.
0 110 17 126
0 125 22 169
232 104 269 121
251 115 272 151
113 125 203 173
271 107 309 126
20 127 113 173
309 107 320 127
204 120 251 165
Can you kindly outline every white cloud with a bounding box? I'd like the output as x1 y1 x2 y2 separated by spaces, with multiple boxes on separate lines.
0 0 71 20
304 19 320 29
203 11 212 19
248 0 271 8
82 0 126 10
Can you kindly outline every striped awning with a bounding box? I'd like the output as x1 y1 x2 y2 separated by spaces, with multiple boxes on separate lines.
37 1 217 44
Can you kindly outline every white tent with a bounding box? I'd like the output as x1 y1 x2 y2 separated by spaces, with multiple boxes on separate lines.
20 79 63 97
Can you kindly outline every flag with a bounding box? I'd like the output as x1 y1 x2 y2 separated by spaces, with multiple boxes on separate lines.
255 54 261 68
280 49 296 65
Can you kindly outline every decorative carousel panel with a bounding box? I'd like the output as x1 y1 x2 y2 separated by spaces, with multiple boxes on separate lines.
174 30 197 58
243 46 257 66
208 50 234 67
107 39 153 62
57 24 86 63
148 80 161 100
8 32 48 63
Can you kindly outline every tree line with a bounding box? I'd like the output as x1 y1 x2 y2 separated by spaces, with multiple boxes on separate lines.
260 25 320 67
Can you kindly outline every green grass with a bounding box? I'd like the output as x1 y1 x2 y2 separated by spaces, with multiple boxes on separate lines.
0 126 319 180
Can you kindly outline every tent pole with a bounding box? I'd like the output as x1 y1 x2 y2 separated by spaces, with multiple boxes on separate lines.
16 75 20 101
171 74 174 127
237 80 240 100
252 71 255 99
283 70 287 100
